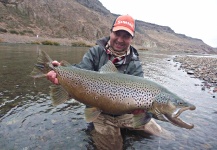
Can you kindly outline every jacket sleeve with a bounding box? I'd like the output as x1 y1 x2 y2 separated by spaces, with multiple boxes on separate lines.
127 60 144 77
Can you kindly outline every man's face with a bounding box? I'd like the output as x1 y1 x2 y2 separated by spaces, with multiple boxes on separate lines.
109 30 133 52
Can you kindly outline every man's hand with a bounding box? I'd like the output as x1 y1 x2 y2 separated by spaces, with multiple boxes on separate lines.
46 60 60 84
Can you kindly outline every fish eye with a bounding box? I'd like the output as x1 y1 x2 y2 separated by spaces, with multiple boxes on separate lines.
177 100 183 105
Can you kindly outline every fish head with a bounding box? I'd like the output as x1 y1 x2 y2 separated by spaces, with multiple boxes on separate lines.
150 92 196 129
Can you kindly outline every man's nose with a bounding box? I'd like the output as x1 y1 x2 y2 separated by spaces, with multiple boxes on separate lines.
117 36 124 42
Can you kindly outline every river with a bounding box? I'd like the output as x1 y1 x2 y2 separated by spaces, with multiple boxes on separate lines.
0 44 217 150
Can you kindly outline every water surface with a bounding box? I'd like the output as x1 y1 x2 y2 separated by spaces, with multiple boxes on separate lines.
0 44 217 150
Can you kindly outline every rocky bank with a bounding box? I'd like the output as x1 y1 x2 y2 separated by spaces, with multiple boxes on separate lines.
173 56 217 92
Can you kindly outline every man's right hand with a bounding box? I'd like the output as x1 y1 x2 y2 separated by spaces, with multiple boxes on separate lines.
46 60 60 84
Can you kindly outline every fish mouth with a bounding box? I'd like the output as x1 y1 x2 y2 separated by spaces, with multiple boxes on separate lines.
165 105 196 129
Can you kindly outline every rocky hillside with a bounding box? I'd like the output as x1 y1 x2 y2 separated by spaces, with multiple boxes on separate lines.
0 0 216 53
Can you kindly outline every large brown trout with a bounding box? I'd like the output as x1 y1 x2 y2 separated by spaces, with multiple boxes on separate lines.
31 50 196 129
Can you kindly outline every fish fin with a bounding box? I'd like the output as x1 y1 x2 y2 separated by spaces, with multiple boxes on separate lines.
133 113 152 128
84 107 102 122
141 118 175 140
30 67 47 79
49 85 70 106
60 60 72 67
30 49 53 78
99 60 118 73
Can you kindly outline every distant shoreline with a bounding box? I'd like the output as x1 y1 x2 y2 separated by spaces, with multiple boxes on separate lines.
0 33 94 47
0 33 148 50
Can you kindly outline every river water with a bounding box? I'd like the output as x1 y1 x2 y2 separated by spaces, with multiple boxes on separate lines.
0 44 217 150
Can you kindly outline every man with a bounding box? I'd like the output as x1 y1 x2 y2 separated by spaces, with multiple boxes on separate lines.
47 15 169 149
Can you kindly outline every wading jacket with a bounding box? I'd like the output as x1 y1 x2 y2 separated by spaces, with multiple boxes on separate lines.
75 37 144 77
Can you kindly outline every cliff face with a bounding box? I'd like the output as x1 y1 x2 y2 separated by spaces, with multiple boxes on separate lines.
0 0 216 53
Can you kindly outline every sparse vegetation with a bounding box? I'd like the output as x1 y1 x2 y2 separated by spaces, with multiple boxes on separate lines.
0 28 7 33
19 31 25 35
9 30 19 35
20 30 34 35
41 40 60 46
31 41 41 45
23 30 34 34
138 48 149 51
6 29 34 35
71 41 91 47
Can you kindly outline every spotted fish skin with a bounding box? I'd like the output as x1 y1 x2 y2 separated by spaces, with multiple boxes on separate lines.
31 50 196 129
56 64 164 114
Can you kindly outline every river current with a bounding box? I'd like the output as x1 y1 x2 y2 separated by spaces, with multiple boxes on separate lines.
0 44 216 150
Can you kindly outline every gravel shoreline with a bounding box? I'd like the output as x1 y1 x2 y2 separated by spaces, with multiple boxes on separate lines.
173 55 217 92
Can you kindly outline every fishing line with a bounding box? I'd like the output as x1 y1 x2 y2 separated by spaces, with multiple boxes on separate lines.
33 78 37 87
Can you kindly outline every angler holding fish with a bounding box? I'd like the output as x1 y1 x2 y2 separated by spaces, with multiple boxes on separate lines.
32 15 195 149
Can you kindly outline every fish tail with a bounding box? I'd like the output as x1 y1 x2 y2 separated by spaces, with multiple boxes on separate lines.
30 49 53 78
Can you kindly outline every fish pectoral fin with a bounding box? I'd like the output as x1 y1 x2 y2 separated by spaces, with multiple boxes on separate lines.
133 113 152 128
49 85 70 106
84 107 102 122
